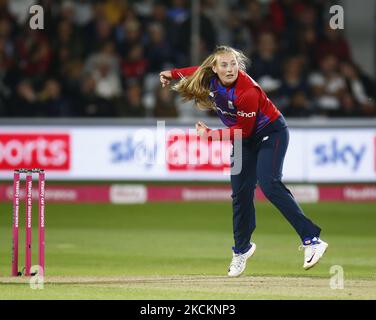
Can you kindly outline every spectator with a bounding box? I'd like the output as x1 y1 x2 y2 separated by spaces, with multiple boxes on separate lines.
78 74 116 117
167 0 189 25
292 26 318 70
296 4 319 30
338 92 363 118
268 0 303 36
283 91 313 118
121 44 148 81
175 4 217 65
116 17 144 57
85 42 122 99
84 7 115 54
0 0 373 119
10 80 40 117
249 31 282 92
103 0 128 26
309 54 346 117
118 80 146 117
39 78 71 117
340 61 376 116
146 2 180 64
72 0 94 27
315 25 352 63
147 2 174 33
53 19 83 59
59 1 76 24
15 29 53 80
50 19 84 81
276 56 309 111
145 23 172 73
243 0 272 43
223 8 253 56
60 59 84 111
201 0 229 44
147 2 173 31
153 86 178 118
132 0 154 18
0 18 15 113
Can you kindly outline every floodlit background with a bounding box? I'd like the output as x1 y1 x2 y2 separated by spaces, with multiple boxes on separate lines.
0 0 374 118
0 0 375 300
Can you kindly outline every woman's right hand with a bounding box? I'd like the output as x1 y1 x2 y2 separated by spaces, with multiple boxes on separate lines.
160 70 172 88
195 121 211 138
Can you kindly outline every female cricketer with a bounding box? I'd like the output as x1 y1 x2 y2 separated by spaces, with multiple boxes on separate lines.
159 46 328 277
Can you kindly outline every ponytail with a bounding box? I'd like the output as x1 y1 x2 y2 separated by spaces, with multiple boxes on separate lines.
173 46 249 110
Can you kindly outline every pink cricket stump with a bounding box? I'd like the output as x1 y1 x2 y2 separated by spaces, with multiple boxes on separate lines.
25 171 33 276
38 170 45 276
12 171 20 277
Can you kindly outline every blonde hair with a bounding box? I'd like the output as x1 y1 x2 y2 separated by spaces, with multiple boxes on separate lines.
173 46 249 110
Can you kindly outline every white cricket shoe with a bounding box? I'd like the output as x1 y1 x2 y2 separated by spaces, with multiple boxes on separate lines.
300 238 328 270
228 243 256 277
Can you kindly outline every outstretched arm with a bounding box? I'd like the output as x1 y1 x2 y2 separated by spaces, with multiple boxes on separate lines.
170 66 198 79
159 66 199 87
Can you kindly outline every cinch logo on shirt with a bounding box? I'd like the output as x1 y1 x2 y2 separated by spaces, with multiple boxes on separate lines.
237 110 256 118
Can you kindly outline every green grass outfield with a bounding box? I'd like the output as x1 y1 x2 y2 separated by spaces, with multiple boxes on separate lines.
0 201 375 299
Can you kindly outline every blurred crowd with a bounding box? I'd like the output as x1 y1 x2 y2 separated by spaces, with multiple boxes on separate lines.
0 0 375 118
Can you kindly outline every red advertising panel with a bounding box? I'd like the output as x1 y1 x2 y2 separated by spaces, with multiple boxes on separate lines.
166 133 232 171
0 133 70 170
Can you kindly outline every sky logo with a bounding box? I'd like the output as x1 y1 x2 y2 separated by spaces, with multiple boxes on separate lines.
110 136 157 169
314 139 366 171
